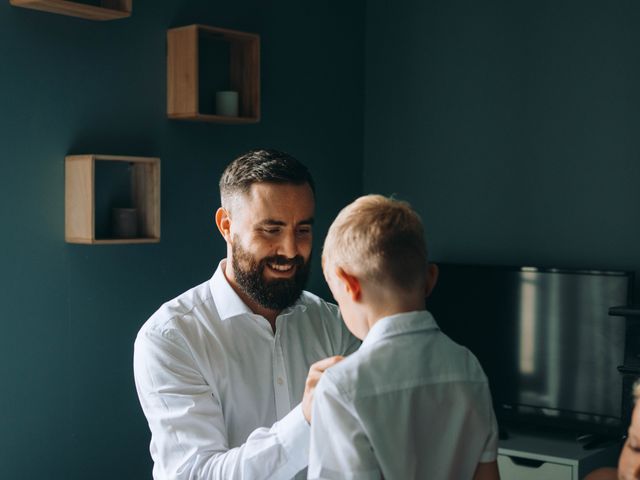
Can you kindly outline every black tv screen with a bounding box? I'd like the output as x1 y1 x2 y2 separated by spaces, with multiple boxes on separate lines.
426 263 633 434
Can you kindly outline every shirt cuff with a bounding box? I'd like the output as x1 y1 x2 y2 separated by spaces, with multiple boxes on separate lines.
274 403 311 475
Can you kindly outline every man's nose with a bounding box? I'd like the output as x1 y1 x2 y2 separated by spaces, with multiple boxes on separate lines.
277 231 298 258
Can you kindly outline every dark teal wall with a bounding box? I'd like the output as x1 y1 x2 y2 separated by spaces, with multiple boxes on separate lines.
364 0 640 277
0 1 364 478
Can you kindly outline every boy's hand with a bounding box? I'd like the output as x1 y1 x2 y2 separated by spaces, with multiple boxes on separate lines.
302 356 344 423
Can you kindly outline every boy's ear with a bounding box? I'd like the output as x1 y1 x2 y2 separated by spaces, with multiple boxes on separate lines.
425 263 439 298
215 207 232 243
335 267 362 302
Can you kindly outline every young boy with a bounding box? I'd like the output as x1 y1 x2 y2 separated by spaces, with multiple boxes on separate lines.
308 195 500 480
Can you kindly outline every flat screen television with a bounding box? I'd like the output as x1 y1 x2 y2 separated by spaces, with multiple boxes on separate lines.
426 263 633 436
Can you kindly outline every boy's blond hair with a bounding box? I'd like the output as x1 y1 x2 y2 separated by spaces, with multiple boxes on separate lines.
322 194 429 292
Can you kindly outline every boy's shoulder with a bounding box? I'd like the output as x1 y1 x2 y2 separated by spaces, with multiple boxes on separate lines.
319 335 397 400
321 317 488 401
318 347 367 400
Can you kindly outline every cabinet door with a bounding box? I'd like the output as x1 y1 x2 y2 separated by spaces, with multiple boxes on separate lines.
498 454 574 480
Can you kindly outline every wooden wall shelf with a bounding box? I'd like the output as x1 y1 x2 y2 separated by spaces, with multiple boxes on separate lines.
167 24 260 124
9 0 132 21
65 155 160 244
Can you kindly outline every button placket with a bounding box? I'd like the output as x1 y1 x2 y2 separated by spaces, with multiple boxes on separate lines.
272 321 291 419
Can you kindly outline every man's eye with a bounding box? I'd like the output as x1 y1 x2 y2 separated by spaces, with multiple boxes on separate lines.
263 228 280 234
297 228 312 235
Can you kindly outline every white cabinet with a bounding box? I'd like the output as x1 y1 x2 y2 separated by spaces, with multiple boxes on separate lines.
498 429 620 480
499 455 574 480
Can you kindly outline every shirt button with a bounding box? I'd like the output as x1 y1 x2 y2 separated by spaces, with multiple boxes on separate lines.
277 377 284 385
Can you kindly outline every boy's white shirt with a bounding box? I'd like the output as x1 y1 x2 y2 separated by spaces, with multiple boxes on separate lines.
308 310 498 480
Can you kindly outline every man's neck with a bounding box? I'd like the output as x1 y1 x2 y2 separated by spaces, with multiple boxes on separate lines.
223 262 280 332
248 301 279 332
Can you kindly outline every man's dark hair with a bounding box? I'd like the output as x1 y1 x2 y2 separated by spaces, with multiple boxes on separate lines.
220 149 315 208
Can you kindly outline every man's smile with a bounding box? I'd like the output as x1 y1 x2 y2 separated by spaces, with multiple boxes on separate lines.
266 262 296 275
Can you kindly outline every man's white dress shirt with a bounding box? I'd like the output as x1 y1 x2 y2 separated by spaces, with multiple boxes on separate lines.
308 310 498 480
134 261 359 480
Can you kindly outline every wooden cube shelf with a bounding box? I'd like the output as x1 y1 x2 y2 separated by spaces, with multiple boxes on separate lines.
167 25 260 124
9 0 132 20
65 155 160 244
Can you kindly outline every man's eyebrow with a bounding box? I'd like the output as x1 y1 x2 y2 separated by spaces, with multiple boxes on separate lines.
256 219 286 227
256 218 315 227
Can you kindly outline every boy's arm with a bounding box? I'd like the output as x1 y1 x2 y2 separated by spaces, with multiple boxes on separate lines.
472 384 501 480
308 373 380 480
473 461 500 480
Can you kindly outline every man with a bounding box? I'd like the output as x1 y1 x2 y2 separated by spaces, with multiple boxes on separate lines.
133 149 359 479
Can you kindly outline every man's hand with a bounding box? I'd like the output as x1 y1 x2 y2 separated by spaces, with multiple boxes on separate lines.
302 356 344 423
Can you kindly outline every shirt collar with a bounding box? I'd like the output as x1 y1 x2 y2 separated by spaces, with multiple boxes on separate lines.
361 310 439 349
209 260 307 321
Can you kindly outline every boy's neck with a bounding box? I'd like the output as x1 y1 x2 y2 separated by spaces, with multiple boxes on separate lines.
361 293 426 335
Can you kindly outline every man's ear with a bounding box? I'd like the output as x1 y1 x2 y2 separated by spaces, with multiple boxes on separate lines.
335 267 362 302
215 207 232 243
425 263 439 298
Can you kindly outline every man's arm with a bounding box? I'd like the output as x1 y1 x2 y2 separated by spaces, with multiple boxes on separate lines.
134 327 309 480
308 373 380 480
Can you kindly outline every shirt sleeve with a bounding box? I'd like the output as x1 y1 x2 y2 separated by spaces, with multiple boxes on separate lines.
307 372 381 480
479 386 499 463
134 326 310 480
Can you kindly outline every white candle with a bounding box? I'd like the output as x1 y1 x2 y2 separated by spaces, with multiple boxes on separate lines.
216 91 239 117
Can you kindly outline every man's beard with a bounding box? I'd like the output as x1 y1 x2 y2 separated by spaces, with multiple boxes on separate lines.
231 239 311 311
